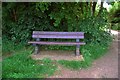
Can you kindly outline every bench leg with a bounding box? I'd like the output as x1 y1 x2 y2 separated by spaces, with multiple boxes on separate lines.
34 38 40 54
76 45 80 56
34 45 39 54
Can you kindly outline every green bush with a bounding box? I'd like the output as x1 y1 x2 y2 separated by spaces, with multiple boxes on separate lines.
81 43 110 60
2 36 25 54
111 23 120 30
2 3 53 43
2 2 111 46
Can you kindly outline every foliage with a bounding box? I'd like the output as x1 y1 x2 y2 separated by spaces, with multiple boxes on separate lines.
2 2 111 45
108 1 120 29
78 16 109 43
109 1 120 23
111 23 120 30
2 3 53 44
2 36 25 54
2 50 57 78
81 42 110 60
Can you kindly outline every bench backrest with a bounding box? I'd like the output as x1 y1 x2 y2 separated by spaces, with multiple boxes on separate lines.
32 31 84 39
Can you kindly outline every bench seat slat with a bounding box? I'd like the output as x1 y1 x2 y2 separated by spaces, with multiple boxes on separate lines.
32 35 84 39
28 41 85 45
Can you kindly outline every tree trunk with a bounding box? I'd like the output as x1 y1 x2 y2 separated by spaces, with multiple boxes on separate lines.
92 2 97 16
12 9 17 22
97 2 103 16
90 2 93 16
80 2 83 14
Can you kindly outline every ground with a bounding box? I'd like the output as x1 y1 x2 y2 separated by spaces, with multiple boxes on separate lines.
49 31 119 78
33 30 119 78
31 50 84 61
50 41 118 78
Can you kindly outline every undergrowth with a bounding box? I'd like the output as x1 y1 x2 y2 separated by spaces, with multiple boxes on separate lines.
2 37 25 55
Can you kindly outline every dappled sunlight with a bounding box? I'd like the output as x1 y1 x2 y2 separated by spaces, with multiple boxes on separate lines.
105 29 119 35
110 30 119 35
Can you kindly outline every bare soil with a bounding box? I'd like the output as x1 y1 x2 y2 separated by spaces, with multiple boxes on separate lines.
31 50 84 61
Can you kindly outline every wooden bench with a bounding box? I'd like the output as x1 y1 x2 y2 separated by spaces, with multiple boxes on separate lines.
28 31 85 56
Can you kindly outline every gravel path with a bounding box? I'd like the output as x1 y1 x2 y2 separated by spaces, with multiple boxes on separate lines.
49 32 119 78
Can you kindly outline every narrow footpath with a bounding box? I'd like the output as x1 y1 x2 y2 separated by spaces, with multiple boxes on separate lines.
50 31 119 78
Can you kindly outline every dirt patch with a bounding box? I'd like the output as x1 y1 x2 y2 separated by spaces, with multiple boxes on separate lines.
31 50 84 61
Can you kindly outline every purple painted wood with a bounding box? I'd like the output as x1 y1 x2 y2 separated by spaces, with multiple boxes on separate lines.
32 35 84 39
33 31 84 35
32 31 84 39
28 41 86 45
29 31 85 55
33 34 83 36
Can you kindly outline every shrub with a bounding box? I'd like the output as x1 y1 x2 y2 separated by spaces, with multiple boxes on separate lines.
2 36 25 54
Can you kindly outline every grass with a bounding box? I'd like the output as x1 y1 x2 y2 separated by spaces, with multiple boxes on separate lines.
2 37 112 78
2 43 111 78
2 50 57 78
58 60 92 70
57 42 111 70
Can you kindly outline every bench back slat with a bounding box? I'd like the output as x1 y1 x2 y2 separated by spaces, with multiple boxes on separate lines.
32 31 84 39
33 31 84 35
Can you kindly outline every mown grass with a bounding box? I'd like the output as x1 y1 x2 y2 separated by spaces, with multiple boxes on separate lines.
2 49 57 78
58 60 92 70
